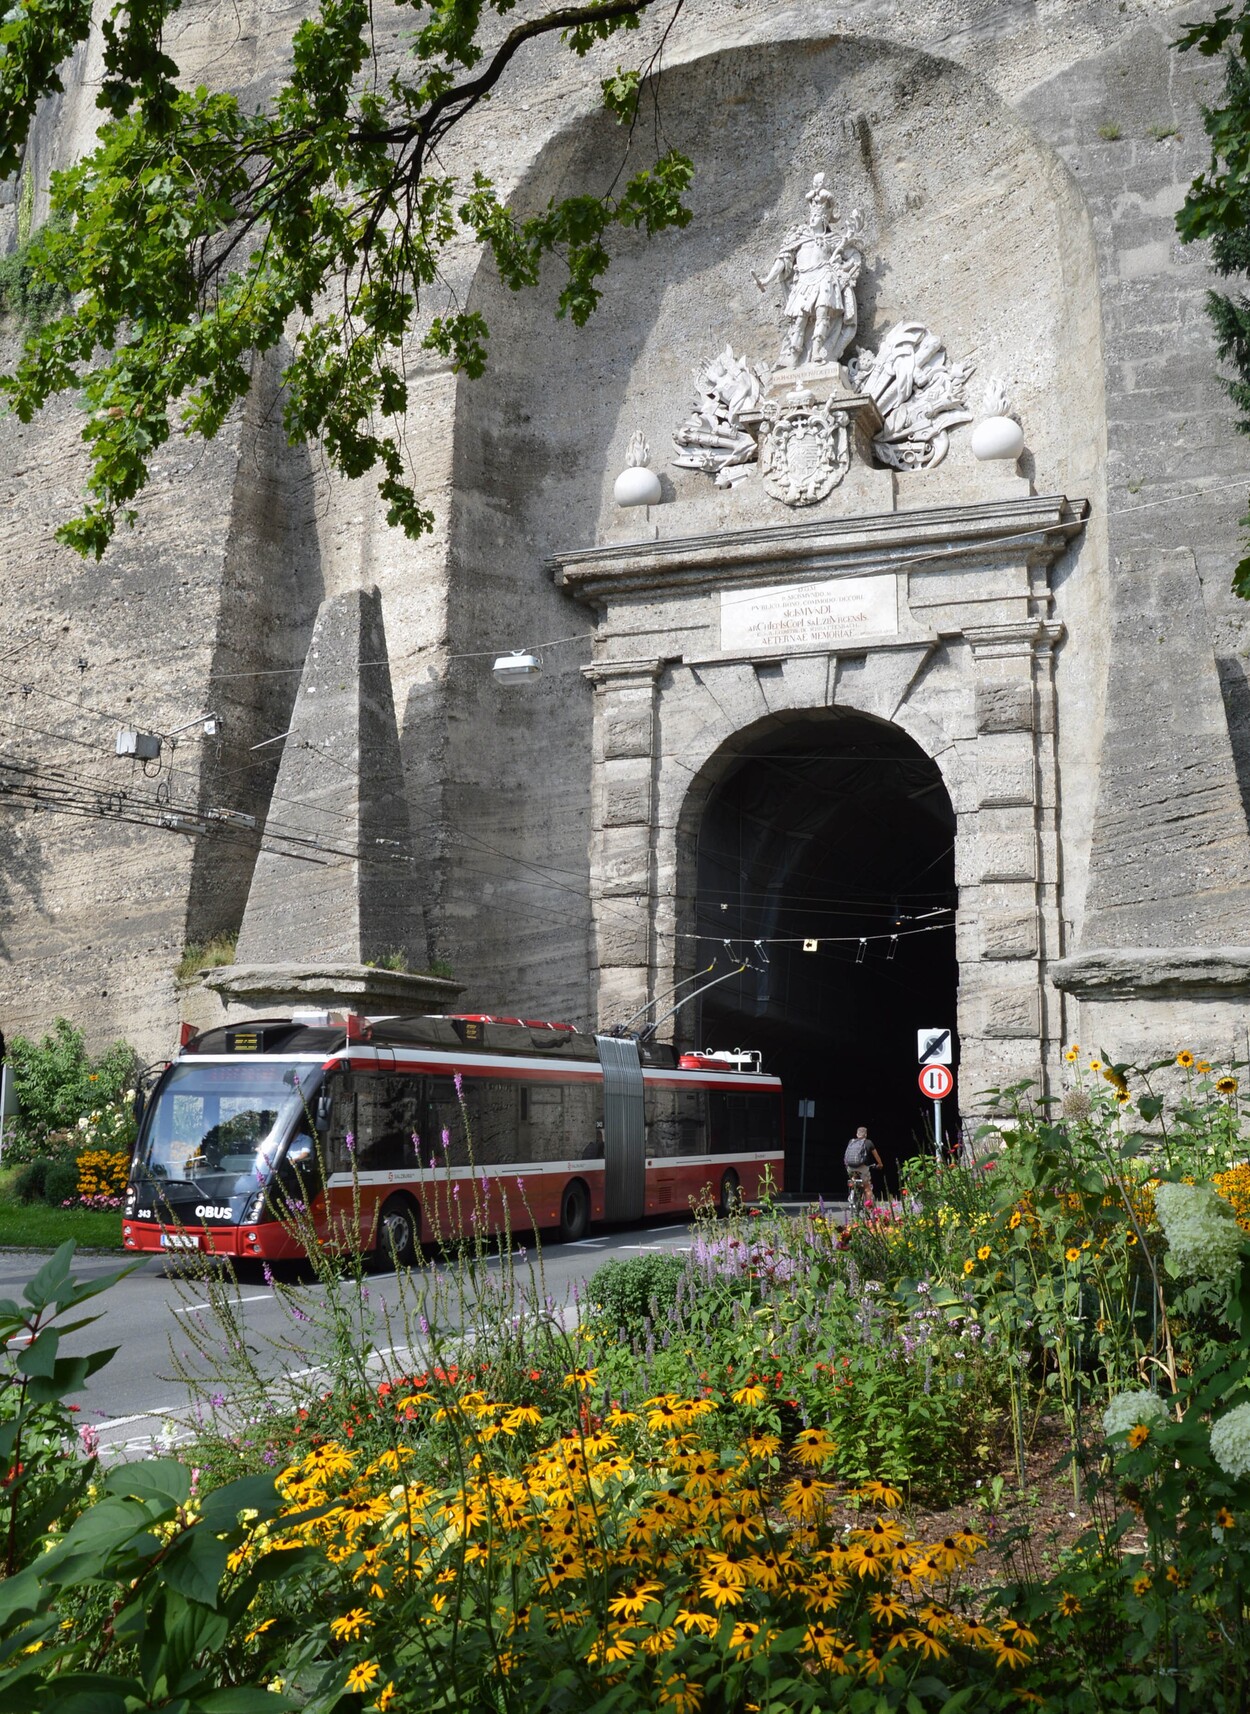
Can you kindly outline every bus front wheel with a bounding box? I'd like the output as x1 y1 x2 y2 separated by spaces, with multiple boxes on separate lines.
376 1196 420 1269
558 1179 591 1244
718 1170 742 1218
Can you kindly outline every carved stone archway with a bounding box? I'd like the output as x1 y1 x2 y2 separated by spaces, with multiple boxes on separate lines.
550 490 1086 1107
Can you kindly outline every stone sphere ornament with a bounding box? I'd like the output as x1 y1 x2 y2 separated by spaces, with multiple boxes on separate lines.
971 377 1025 462
614 429 662 507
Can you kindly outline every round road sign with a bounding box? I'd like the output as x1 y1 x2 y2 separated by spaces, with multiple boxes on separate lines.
918 1063 954 1099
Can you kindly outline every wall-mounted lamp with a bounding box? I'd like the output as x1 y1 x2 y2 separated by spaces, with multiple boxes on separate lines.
491 651 543 686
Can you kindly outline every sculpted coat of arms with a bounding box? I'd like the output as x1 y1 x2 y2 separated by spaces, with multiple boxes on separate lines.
758 390 850 506
669 172 979 507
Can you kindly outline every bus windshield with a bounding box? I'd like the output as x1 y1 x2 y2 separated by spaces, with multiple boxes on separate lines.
134 1062 319 1196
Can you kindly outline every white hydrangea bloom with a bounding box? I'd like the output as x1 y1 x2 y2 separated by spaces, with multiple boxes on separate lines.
1154 1181 1245 1286
1210 1401 1250 1480
1103 1389 1170 1438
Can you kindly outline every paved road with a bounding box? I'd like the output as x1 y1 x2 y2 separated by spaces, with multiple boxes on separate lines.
0 1220 705 1459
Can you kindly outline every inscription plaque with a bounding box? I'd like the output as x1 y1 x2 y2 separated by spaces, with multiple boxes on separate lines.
720 575 898 653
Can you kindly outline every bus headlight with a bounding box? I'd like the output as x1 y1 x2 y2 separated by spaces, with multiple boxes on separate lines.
242 1190 270 1224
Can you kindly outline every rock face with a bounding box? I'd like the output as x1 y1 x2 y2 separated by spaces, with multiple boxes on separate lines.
232 586 425 970
1 2 1249 1117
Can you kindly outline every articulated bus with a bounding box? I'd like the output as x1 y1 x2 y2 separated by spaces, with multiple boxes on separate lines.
123 1013 785 1263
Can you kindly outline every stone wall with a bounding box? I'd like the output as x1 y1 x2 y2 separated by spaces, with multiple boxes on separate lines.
1 1 1248 1095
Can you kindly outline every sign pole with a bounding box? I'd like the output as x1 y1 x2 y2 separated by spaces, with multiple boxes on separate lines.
933 1096 942 1162
799 1107 808 1194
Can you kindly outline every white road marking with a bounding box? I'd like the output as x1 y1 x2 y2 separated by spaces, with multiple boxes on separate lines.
97 1408 178 1432
173 1293 271 1316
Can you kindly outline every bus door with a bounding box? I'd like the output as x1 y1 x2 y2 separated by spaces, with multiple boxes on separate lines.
595 1035 645 1221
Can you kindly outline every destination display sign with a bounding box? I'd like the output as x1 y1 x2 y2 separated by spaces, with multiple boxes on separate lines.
719 574 898 653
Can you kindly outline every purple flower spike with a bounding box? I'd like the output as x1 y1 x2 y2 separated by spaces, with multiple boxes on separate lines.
345 1131 355 1154
454 1072 464 1098
440 1127 451 1150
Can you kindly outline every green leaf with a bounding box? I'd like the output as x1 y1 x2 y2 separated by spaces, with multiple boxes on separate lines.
103 1457 191 1509
159 1527 231 1607
199 1693 301 1713
21 1242 76 1311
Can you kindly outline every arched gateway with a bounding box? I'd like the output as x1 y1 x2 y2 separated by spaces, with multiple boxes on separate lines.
551 490 1085 1142
689 710 957 1184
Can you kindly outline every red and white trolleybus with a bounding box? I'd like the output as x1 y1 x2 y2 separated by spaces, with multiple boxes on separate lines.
123 1013 784 1263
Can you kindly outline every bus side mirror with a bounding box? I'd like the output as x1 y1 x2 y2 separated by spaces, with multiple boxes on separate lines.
133 1088 146 1125
314 1091 331 1130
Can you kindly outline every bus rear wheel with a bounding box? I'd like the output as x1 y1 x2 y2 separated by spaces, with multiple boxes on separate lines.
718 1169 742 1218
558 1178 591 1244
376 1196 420 1269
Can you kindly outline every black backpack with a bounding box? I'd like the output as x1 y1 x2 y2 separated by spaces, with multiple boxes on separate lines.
844 1137 873 1167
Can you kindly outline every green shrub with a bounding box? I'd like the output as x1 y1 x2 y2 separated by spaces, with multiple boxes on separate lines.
44 1155 84 1208
4 1018 137 1165
585 1251 686 1339
0 203 69 327
13 1157 54 1204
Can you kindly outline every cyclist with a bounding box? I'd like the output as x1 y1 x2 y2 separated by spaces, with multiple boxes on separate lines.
843 1126 884 1213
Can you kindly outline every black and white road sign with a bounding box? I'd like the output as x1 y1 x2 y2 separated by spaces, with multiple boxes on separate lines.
918 1062 954 1100
917 1027 952 1065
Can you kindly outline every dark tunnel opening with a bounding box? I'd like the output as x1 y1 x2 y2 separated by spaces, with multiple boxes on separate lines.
693 711 958 1196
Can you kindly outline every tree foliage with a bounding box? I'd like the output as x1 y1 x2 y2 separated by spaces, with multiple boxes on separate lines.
0 0 692 557
1177 5 1250 596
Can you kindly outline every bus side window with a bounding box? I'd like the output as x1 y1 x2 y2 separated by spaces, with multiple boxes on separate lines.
427 1077 470 1167
322 1073 357 1177
679 1089 707 1156
458 1079 520 1166
644 1085 681 1158
565 1081 599 1160
352 1075 418 1173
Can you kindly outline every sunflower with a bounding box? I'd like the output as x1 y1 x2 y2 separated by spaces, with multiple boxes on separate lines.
1177 1050 1195 1068
1065 1246 1082 1263
1065 1046 1079 1063
977 1244 992 1261
344 1662 381 1695
1217 1507 1236 1529
1127 1425 1150 1449
1057 1592 1082 1617
1218 1076 1238 1096
963 1258 976 1275
1132 1573 1152 1596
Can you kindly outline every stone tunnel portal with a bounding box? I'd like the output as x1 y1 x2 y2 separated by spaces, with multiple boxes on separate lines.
693 712 957 1195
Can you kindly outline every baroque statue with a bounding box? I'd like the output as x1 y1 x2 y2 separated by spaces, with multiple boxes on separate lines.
753 174 863 369
848 322 975 470
672 346 769 487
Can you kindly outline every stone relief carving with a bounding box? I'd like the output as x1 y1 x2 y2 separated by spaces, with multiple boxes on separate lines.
668 173 979 500
758 389 850 506
671 346 769 487
848 322 975 470
753 174 863 369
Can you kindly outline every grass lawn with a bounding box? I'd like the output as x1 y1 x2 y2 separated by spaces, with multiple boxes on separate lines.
0 1200 122 1250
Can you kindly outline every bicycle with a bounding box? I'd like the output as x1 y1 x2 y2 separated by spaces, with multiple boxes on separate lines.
844 1169 874 1226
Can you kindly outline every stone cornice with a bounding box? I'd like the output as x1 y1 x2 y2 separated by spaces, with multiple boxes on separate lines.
1052 948 1250 998
582 658 669 686
550 495 1089 605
